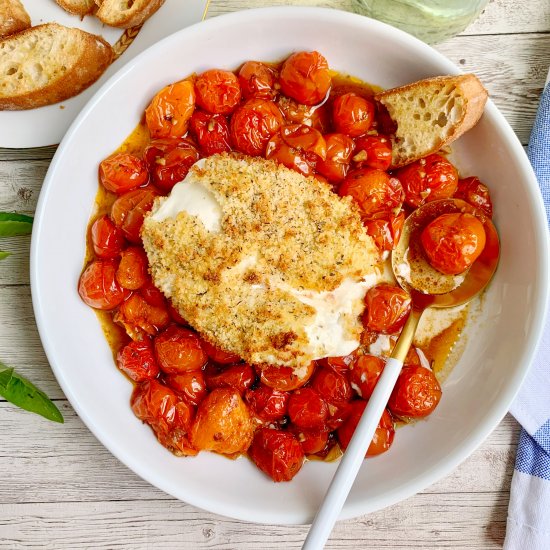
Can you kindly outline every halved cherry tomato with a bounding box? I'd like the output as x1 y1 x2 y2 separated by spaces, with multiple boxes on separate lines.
195 69 241 115
143 138 200 192
165 370 208 407
311 367 352 405
349 354 385 399
145 80 195 139
421 212 486 275
395 153 458 208
189 111 231 156
363 284 411 334
388 365 442 418
258 362 315 392
454 176 493 218
337 402 395 457
248 427 305 482
114 293 170 340
203 363 256 395
279 51 331 106
315 133 355 183
290 425 330 455
111 188 158 243
238 61 278 100
276 96 330 132
116 339 160 382
154 326 208 374
287 387 328 429
230 98 284 156
332 93 375 137
364 211 405 253
78 259 129 310
116 246 148 290
131 379 196 455
99 153 149 194
245 383 289 422
338 168 404 220
200 339 241 365
353 135 392 171
90 215 125 259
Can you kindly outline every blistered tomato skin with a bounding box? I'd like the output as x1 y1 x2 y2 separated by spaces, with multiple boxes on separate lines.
78 259 129 310
349 355 385 400
90 215 125 259
290 425 330 455
364 211 405 253
258 362 316 392
154 326 208 375
114 293 170 340
388 365 442 418
117 339 160 382
311 367 352 405
238 61 278 100
363 284 412 334
111 188 158 243
395 153 458 208
279 51 332 106
245 384 289 422
353 135 392 171
249 427 305 482
99 153 149 194
287 387 329 429
195 69 242 115
203 363 256 395
314 133 355 184
116 246 148 291
454 176 493 218
189 111 232 156
165 370 208 407
201 340 241 365
332 93 375 137
145 80 196 139
421 212 487 275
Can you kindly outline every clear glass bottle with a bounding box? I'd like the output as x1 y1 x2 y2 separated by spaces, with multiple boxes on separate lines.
352 0 490 44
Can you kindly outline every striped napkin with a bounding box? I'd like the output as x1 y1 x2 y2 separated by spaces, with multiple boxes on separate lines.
504 68 550 549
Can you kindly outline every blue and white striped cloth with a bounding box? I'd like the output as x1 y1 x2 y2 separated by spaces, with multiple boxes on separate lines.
504 68 550 550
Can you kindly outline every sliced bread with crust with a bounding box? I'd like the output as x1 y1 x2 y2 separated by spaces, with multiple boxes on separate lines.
0 23 113 110
374 74 488 168
0 0 31 39
95 0 165 29
55 0 96 16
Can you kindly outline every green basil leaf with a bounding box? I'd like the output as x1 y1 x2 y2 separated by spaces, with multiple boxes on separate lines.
0 362 63 423
0 250 10 260
0 213 33 237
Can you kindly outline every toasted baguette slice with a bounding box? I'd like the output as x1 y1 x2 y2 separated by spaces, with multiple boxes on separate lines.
0 0 31 39
55 0 96 16
375 74 488 168
0 23 113 110
95 0 165 28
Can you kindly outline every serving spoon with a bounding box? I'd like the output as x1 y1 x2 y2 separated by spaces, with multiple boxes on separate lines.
303 198 500 550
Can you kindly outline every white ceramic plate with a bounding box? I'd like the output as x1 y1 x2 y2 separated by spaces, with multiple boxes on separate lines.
0 0 208 148
31 7 549 524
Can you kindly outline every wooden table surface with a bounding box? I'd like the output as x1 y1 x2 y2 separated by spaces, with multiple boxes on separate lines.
1 0 549 548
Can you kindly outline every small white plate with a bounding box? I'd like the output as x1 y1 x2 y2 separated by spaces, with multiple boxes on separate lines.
0 0 208 148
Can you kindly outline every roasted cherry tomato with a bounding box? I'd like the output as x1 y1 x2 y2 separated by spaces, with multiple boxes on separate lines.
364 211 405 253
140 277 167 308
78 259 128 310
145 80 195 139
290 426 330 455
388 365 442 418
154 326 208 374
116 339 160 382
190 388 254 455
248 427 305 482
353 135 392 171
90 215 125 259
167 302 188 325
311 367 352 405
363 284 411 334
337 402 395 457
454 176 493 218
287 387 329 429
114 293 170 340
258 361 315 392
195 69 241 115
230 98 284 156
116 246 148 290
165 370 208 407
238 61 278 100
111 188 158 243
189 111 231 156
349 354 385 399
200 339 241 365
315 133 355 183
265 124 326 176
317 352 356 374
421 212 487 275
143 138 200 192
99 153 149 194
245 383 289 422
326 401 352 431
279 51 331 106
203 362 256 395
276 96 330 132
338 168 404 220
332 93 375 137
395 153 458 208
131 379 196 456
